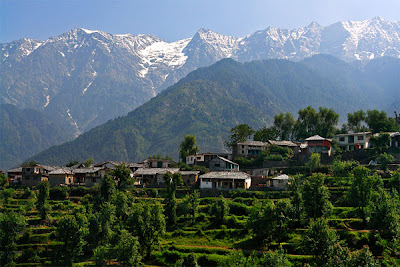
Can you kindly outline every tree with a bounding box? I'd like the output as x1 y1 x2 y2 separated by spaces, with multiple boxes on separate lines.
366 110 399 133
302 218 339 265
287 175 304 222
82 158 94 167
0 173 9 187
128 202 165 259
370 133 391 154
115 230 142 266
163 172 182 229
301 173 332 219
294 106 319 139
331 159 359 178
316 107 340 138
100 174 115 203
36 180 50 220
0 212 27 266
273 113 295 140
54 215 85 266
225 124 254 148
109 164 132 190
347 166 380 224
179 135 200 163
187 190 200 221
347 110 368 133
253 126 279 142
388 168 400 193
65 161 79 167
1 188 14 204
306 153 320 174
247 199 292 245
259 249 292 267
209 195 229 225
378 152 394 171
368 189 400 242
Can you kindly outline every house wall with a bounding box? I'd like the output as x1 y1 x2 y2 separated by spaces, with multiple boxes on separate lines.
334 133 371 151
200 178 213 189
209 158 239 172
49 174 73 187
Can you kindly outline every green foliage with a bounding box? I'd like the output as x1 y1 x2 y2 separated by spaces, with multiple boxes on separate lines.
128 202 165 259
100 174 115 203
302 218 339 265
1 188 14 204
181 190 200 221
179 135 200 163
0 211 27 266
273 112 295 140
115 230 142 266
54 215 85 266
377 152 394 171
347 166 381 224
0 173 8 187
247 199 292 245
209 195 229 225
36 180 50 220
301 173 333 219
164 172 183 229
253 126 279 142
347 110 368 133
225 124 254 148
370 133 391 154
388 168 400 193
306 153 321 174
332 159 360 178
109 164 132 189
65 161 79 167
365 110 400 133
82 158 94 167
49 186 69 200
222 249 291 267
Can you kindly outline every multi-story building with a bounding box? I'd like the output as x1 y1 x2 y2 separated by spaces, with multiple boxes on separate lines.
334 132 372 151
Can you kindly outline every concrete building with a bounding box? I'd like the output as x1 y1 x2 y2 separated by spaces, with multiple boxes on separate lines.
306 135 333 156
48 168 74 187
232 141 267 157
334 132 372 151
199 171 251 190
209 156 239 172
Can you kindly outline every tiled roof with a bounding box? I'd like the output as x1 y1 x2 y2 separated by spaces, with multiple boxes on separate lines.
214 156 238 165
49 168 73 175
7 167 23 173
306 135 331 142
237 141 267 146
73 167 102 174
200 171 250 180
180 171 200 175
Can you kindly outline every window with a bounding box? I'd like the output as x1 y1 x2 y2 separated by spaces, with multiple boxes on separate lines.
358 136 364 140
339 137 345 142
242 150 244 154
242 145 244 148
215 163 220 167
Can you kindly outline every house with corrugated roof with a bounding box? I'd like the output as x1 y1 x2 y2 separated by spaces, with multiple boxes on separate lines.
49 168 74 186
209 156 239 172
305 135 333 156
199 171 251 190
133 168 180 186
232 141 267 157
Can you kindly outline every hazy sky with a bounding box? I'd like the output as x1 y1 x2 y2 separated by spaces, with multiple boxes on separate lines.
1 0 400 43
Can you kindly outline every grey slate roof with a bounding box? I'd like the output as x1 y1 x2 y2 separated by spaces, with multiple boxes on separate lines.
7 167 23 173
49 168 73 175
237 141 267 146
200 171 250 180
268 140 298 147
134 168 180 176
180 171 200 175
73 167 102 174
214 156 238 165
334 132 372 137
305 135 331 142
270 174 290 180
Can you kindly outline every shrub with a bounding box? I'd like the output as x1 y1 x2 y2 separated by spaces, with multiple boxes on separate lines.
49 186 69 200
228 202 250 216
70 186 90 197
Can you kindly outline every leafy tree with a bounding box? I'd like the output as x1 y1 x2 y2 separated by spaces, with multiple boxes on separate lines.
100 174 115 203
331 159 359 178
0 173 8 187
378 152 395 171
347 110 368 133
163 172 182 229
247 199 292 245
128 202 165 259
113 191 129 220
225 124 254 148
222 250 258 267
258 249 292 267
0 212 27 266
301 173 332 219
347 166 381 224
302 218 339 265
65 161 79 167
109 164 132 190
115 230 142 266
370 133 391 154
1 188 14 204
368 189 400 242
179 135 200 162
54 215 85 266
176 253 200 267
294 106 319 139
388 168 400 193
306 153 321 174
181 190 200 222
253 126 279 142
316 107 340 138
273 112 295 140
93 245 112 266
209 195 229 225
36 180 50 220
350 246 380 267
82 158 94 167
287 175 304 222
366 110 399 133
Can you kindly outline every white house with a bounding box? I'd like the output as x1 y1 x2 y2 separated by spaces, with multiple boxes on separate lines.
199 171 251 190
333 132 372 151
268 174 290 189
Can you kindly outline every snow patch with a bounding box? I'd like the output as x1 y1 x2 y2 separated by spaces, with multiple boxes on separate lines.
43 95 50 108
81 28 99 34
59 51 65 57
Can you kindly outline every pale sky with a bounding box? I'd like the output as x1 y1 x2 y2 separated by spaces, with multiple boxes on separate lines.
1 0 400 43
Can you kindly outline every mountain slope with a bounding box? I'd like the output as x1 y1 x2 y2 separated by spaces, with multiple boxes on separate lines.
0 104 75 170
28 58 383 165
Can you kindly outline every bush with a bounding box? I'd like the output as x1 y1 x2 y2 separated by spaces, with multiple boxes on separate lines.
49 186 69 200
70 186 90 197
265 154 283 161
228 202 250 216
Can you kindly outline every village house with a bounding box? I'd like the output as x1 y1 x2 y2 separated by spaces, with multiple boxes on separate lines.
21 165 56 187
209 156 239 172
7 167 23 183
185 153 232 167
306 135 333 156
143 158 172 168
334 132 372 151
268 174 290 189
390 132 400 148
48 168 74 187
133 168 180 186
199 171 251 190
232 141 267 157
180 171 200 186
268 140 300 154
72 167 105 186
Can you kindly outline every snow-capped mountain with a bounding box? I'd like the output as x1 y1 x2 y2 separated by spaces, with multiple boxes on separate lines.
1 17 399 135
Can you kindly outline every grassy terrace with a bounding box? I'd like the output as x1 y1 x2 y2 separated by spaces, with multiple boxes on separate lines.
1 166 399 266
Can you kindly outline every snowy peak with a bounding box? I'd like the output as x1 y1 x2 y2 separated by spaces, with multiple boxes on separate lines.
0 38 43 63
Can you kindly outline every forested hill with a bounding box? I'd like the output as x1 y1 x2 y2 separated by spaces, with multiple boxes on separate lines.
26 57 394 166
0 104 75 170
